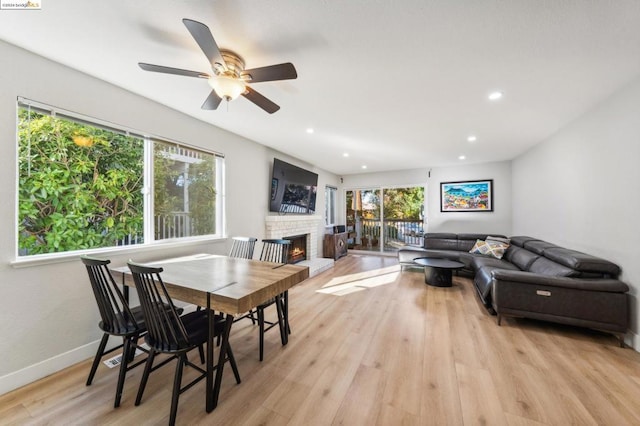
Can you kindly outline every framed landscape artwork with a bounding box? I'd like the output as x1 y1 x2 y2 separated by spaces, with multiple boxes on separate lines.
440 179 493 212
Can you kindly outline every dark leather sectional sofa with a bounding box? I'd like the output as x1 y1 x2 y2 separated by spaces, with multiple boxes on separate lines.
398 233 629 346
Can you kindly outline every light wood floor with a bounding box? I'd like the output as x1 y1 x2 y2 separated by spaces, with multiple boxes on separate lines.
2 254 640 425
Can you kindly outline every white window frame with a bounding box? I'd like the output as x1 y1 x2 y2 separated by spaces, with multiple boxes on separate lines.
14 97 225 264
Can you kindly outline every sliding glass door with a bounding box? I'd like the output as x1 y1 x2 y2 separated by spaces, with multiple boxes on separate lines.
346 189 380 252
346 186 425 253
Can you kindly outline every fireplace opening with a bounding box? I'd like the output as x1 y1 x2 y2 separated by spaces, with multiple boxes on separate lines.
285 234 307 264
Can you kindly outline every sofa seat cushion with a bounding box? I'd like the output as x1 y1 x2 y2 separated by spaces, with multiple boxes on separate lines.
471 256 519 272
397 247 428 264
415 249 464 261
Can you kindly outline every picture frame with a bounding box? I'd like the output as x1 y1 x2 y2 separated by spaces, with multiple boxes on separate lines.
440 179 493 212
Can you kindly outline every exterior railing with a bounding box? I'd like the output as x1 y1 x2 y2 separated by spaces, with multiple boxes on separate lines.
118 212 193 245
358 218 424 250
155 212 192 239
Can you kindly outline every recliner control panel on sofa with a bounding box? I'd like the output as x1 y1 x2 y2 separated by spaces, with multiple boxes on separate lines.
398 233 629 346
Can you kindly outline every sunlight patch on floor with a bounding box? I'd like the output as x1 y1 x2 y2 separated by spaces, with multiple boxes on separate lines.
316 264 400 296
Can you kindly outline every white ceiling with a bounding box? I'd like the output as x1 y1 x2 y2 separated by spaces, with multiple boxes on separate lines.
1 0 640 175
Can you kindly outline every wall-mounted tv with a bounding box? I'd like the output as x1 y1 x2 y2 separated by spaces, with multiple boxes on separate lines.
270 158 318 214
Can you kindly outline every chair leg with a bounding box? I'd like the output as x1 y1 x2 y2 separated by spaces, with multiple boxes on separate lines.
135 349 156 406
226 345 241 384
125 334 138 363
169 355 186 426
198 344 205 364
258 307 265 361
275 295 287 346
284 291 291 335
86 333 109 386
114 336 132 408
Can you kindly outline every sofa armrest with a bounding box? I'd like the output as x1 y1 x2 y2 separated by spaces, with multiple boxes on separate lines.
397 247 428 265
491 269 629 293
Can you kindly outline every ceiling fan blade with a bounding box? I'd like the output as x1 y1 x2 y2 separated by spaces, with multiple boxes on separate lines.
201 90 223 110
138 63 210 79
241 63 297 83
182 18 227 71
242 86 280 114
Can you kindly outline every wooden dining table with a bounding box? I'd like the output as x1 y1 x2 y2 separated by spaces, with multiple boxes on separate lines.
110 253 309 412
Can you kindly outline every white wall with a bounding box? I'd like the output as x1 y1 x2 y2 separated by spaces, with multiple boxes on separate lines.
512 75 640 350
0 40 338 393
428 162 512 234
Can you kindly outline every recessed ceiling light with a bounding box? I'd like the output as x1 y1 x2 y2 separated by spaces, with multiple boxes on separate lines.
488 91 503 101
306 128 314 134
467 135 477 142
361 165 367 169
343 153 349 157
458 155 466 160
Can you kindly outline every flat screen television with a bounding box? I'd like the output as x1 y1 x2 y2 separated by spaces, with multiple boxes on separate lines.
270 158 318 214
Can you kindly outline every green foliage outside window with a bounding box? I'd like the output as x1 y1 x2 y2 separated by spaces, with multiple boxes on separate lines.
153 142 216 238
383 187 424 220
18 109 144 255
17 105 220 256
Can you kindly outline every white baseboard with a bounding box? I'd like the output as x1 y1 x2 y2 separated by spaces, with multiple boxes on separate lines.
0 339 100 396
626 330 639 352
0 303 199 396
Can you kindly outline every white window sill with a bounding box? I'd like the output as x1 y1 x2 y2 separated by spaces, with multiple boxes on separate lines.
10 236 228 268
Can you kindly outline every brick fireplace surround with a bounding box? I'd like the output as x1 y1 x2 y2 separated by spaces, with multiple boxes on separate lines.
265 215 334 277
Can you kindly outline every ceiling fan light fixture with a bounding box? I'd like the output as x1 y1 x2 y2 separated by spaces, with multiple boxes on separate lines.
208 75 246 100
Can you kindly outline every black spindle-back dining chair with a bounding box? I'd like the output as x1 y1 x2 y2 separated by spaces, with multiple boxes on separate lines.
256 239 291 361
260 238 291 264
81 255 148 408
229 236 258 259
128 261 240 426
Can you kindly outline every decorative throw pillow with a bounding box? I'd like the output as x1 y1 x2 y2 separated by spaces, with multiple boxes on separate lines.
469 239 510 259
486 235 511 244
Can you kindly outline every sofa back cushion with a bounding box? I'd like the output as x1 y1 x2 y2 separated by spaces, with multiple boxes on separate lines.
504 246 540 270
526 257 579 276
523 240 559 255
544 247 621 277
509 236 537 248
424 233 459 250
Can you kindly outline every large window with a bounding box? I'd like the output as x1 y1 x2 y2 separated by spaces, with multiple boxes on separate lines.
325 185 337 226
17 99 224 257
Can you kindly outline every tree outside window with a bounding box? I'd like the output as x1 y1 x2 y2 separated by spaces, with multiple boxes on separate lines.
17 102 222 257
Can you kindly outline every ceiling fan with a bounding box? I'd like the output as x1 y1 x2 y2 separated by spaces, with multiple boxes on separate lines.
138 18 297 114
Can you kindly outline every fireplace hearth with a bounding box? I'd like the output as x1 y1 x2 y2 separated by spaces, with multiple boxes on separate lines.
285 234 307 264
